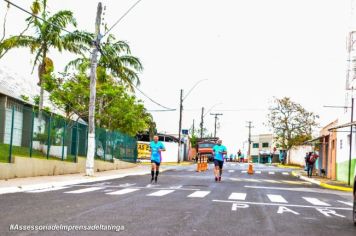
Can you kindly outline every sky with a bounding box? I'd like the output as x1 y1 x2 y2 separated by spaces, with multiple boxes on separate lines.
0 0 354 154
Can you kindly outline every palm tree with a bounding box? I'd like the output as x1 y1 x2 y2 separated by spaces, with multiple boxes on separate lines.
0 0 92 113
66 34 143 89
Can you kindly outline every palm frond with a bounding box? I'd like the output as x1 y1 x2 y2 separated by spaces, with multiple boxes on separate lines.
0 35 39 54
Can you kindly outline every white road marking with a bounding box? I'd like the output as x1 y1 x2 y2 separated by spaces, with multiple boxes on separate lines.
106 188 140 195
26 186 70 193
268 172 275 175
316 208 346 218
232 203 249 210
282 172 289 176
267 194 288 203
169 185 183 189
230 178 242 181
212 200 352 211
281 181 311 185
241 171 247 173
337 200 353 207
187 191 211 198
277 206 299 215
231 164 236 166
229 193 247 201
118 183 136 188
228 170 235 173
263 180 281 183
65 187 103 194
302 197 330 206
147 190 175 196
243 186 334 194
255 171 261 174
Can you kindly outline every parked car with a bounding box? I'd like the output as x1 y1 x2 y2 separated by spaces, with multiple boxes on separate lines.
354 174 356 226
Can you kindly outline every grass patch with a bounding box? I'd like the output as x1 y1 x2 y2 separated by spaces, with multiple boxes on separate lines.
0 143 77 163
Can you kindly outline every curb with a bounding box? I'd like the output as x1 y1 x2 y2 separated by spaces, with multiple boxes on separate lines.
0 166 176 195
291 171 353 192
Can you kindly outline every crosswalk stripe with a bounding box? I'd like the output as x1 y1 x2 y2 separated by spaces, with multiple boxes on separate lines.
337 200 353 206
282 172 289 175
228 170 235 173
263 180 280 183
106 188 140 195
255 171 261 174
229 193 247 200
64 187 103 194
303 197 330 206
244 179 260 182
268 172 275 175
241 171 247 173
188 191 211 198
26 186 70 193
267 194 288 203
147 190 175 197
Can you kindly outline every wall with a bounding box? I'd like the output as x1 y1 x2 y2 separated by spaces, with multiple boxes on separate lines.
335 111 356 183
0 156 136 180
288 145 313 166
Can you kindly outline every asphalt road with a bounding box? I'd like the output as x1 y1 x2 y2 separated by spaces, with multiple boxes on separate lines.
1 163 355 236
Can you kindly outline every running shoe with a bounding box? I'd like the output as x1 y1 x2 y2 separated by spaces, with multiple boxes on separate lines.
218 176 221 182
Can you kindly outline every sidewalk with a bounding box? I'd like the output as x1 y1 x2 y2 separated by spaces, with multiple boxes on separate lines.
0 164 180 195
291 168 353 192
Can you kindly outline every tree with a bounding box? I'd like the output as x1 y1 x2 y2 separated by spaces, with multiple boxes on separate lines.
66 34 143 90
0 0 91 114
49 70 152 136
266 97 319 161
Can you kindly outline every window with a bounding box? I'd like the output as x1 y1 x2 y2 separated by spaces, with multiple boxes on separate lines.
262 143 269 148
253 143 259 148
340 139 343 150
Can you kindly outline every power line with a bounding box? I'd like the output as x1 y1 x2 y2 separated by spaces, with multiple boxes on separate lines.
133 84 176 111
2 0 92 55
96 47 176 112
3 0 73 34
102 0 143 38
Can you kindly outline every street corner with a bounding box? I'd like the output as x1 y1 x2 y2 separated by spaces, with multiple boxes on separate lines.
291 171 354 192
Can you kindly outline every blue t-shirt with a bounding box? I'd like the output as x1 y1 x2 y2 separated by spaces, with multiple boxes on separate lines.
150 141 165 163
213 145 227 161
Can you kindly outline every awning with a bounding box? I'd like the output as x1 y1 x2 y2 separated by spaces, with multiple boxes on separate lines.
304 135 325 145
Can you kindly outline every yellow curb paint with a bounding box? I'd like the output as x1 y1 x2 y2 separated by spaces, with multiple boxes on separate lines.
319 183 353 192
292 171 353 192
277 165 301 169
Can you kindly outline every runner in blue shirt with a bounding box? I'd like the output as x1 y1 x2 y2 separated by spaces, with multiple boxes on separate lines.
150 135 166 183
212 139 227 182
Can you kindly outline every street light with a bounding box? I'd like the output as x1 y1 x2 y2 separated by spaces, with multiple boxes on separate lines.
178 79 208 163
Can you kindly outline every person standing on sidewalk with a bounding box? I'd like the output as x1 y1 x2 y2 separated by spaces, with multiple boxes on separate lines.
213 139 227 182
150 135 166 183
306 152 318 178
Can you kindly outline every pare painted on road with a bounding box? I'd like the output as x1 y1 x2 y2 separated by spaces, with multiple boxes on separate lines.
230 203 348 218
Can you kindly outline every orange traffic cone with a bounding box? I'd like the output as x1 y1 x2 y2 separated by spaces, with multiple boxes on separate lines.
247 162 254 175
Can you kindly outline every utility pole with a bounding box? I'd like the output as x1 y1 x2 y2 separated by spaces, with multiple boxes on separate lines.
86 2 102 176
200 107 204 138
246 121 254 161
210 113 223 138
192 119 195 136
348 97 354 185
177 89 183 163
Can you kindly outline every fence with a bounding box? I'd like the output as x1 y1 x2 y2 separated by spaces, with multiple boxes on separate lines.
0 105 137 163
